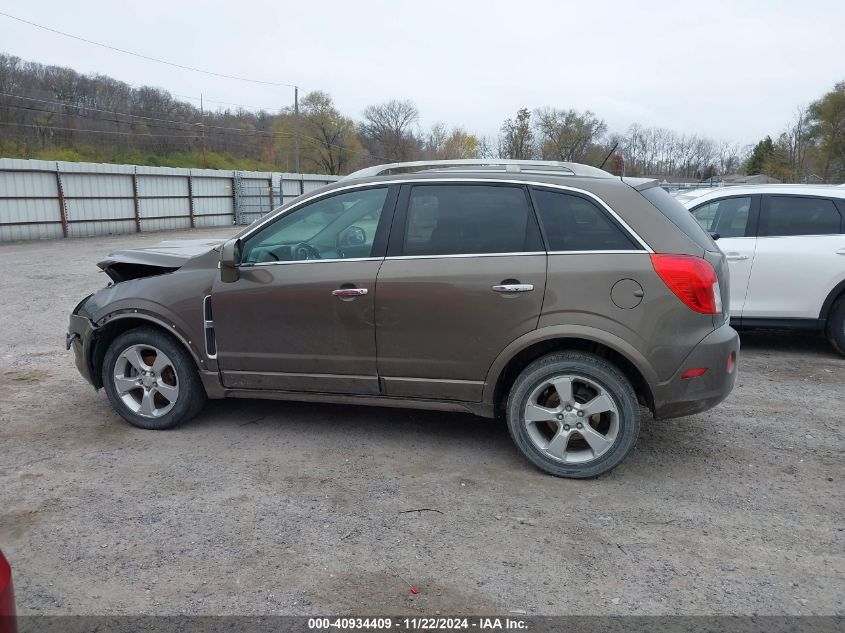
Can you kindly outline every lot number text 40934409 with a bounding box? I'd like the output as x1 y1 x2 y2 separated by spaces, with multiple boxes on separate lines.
307 617 528 630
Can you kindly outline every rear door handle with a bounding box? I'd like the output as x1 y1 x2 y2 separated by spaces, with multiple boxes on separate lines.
725 254 749 261
492 284 534 293
332 288 368 297
836 248 845 256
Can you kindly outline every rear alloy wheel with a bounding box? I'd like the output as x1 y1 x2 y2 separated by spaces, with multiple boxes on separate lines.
506 351 640 478
102 327 205 430
826 296 845 357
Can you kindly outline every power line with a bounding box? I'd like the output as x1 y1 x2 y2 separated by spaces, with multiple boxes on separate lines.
0 11 300 89
1 93 266 136
171 93 284 113
1 92 377 156
1 102 271 143
0 92 387 160
0 120 271 155
0 120 207 140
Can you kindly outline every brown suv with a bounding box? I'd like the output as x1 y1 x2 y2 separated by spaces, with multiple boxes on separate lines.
67 160 739 478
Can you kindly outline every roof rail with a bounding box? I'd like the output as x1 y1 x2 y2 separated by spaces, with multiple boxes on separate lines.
343 159 614 180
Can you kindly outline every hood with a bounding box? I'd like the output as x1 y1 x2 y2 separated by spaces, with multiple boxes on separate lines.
98 238 224 283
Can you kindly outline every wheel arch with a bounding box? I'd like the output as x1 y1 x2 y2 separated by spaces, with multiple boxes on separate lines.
89 313 206 389
819 277 845 321
484 327 657 416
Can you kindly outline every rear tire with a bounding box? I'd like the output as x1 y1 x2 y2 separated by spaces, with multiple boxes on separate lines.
826 296 845 356
506 351 640 478
102 327 206 430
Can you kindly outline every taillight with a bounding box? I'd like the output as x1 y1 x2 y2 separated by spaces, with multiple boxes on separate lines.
650 254 722 315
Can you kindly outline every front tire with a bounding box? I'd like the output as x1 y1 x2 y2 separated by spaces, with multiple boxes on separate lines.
506 351 640 478
826 296 845 357
102 327 206 430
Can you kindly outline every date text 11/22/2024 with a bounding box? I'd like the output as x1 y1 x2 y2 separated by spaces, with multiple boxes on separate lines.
307 617 528 630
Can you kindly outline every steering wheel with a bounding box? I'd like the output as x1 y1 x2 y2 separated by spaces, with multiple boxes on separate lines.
293 242 321 260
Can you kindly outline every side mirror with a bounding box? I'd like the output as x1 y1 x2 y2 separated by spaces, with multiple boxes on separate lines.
338 225 367 248
220 238 242 283
709 232 721 241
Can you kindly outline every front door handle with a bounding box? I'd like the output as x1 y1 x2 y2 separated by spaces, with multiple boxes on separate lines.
725 253 749 261
836 248 845 256
492 283 534 293
332 288 368 297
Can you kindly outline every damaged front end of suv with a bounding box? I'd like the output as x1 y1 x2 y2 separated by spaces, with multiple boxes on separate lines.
66 239 225 391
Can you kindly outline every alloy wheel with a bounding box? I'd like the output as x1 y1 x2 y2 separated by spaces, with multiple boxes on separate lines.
523 374 619 464
112 344 180 418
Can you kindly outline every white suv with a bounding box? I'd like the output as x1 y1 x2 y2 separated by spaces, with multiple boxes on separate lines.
681 185 845 355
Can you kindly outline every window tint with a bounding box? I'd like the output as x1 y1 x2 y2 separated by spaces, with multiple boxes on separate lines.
403 185 533 256
761 196 842 237
641 185 717 250
691 196 751 238
532 189 639 251
242 187 388 263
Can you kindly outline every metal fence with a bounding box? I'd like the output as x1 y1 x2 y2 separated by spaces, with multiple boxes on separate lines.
0 158 341 242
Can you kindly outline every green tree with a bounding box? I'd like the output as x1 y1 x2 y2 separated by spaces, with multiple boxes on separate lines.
808 81 845 182
745 136 775 175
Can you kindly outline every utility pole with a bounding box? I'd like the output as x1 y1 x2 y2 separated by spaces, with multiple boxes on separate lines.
200 93 207 168
294 85 300 174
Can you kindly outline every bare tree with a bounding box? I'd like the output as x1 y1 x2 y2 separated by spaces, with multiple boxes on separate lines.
619 124 722 179
477 135 498 159
298 91 362 175
777 106 812 181
717 141 742 176
533 107 606 162
424 123 480 160
358 99 420 162
423 122 449 159
498 108 534 159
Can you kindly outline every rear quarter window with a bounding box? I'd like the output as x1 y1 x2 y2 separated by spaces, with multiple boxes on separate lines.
640 186 717 251
531 188 640 251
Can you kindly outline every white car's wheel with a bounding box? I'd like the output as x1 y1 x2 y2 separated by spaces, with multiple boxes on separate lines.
826 296 845 356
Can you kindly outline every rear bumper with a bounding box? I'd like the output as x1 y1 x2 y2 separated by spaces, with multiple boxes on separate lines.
652 323 739 420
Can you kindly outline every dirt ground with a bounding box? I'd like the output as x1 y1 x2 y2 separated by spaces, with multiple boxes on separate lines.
0 228 843 616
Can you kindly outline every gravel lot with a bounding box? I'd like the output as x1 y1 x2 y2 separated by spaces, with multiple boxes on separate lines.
0 228 843 616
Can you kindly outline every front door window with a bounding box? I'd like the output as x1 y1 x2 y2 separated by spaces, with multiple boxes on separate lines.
242 187 389 263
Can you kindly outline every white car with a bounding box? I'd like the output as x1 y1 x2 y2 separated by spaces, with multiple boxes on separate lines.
681 185 845 355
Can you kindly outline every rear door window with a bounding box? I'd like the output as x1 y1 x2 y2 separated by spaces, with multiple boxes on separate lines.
640 185 717 250
531 188 640 251
759 196 843 236
691 196 752 238
402 184 537 256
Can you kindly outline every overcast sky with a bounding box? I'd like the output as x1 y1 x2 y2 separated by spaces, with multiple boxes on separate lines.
1 0 843 147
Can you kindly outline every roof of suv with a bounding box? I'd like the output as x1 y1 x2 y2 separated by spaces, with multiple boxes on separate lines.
338 160 664 198
678 184 845 207
344 159 617 181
